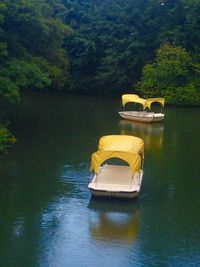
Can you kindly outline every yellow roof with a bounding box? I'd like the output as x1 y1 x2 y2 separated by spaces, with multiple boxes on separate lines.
122 94 147 109
146 98 165 109
90 135 144 174
98 135 144 155
121 94 164 110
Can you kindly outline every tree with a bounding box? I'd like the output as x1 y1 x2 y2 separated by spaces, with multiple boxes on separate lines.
0 0 71 104
138 43 200 105
63 0 158 93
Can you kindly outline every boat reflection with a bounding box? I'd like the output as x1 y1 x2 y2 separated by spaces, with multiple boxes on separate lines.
88 197 139 244
119 120 164 151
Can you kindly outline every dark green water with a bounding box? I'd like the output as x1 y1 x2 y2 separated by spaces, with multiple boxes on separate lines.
0 94 200 267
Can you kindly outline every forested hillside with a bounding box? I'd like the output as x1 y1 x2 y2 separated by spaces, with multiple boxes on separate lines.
1 0 200 100
62 0 200 100
1 0 200 150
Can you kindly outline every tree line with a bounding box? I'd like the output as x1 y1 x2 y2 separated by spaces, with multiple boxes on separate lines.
1 0 200 150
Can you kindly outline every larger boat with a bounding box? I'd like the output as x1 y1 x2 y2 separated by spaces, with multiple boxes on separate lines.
88 135 144 198
119 94 165 122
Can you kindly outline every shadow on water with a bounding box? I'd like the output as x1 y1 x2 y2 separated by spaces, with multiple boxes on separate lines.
88 197 140 244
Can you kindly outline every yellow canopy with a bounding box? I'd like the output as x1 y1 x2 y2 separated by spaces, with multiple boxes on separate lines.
91 150 141 175
122 94 148 109
146 98 165 109
98 135 144 157
121 94 164 110
90 135 144 174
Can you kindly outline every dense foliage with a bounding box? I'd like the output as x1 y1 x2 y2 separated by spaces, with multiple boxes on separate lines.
1 0 200 101
0 0 71 104
138 43 200 105
62 0 200 100
63 0 157 94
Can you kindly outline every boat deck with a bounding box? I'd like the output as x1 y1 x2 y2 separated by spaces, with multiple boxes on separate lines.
88 165 143 197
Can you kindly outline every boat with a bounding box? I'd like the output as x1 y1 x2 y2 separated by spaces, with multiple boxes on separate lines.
119 94 165 122
88 135 144 198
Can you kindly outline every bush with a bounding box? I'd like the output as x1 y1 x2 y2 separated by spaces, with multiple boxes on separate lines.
164 84 200 105
0 124 16 153
138 43 200 105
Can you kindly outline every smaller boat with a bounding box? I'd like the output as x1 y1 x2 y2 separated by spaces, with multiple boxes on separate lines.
119 94 165 122
88 135 144 198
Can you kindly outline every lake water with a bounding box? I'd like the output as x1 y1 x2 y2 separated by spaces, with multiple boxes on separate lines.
0 94 200 267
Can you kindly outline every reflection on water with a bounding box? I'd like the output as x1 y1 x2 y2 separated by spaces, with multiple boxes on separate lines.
119 120 164 151
88 198 139 244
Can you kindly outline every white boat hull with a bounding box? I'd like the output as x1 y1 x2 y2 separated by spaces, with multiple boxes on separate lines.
88 188 140 198
119 111 164 123
88 165 143 199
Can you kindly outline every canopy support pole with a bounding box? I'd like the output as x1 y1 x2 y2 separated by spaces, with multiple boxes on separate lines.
142 159 144 170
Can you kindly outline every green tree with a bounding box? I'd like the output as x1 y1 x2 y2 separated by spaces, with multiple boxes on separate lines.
0 0 71 104
138 43 200 105
63 0 156 93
